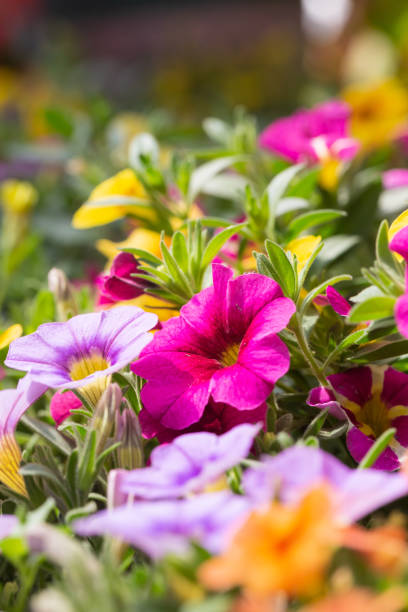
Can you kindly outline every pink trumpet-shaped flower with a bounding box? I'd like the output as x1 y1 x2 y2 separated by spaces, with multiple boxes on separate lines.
308 365 408 470
132 264 295 432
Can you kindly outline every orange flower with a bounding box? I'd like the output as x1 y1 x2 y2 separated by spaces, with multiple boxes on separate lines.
199 488 337 598
341 524 408 576
300 588 405 612
229 594 286 612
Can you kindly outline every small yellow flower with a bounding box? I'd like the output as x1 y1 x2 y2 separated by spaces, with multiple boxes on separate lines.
286 235 321 272
343 79 408 149
0 324 23 350
319 157 342 191
72 169 152 229
0 180 38 214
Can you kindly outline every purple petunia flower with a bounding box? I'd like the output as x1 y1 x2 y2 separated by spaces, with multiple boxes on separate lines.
0 515 18 540
259 100 359 164
242 445 408 523
75 491 251 559
0 375 46 496
132 264 295 432
114 423 261 501
308 365 408 470
5 306 157 405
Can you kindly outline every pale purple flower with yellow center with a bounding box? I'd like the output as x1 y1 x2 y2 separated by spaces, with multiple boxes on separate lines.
243 445 408 523
132 264 295 431
259 100 359 164
114 423 261 501
5 306 157 406
308 365 408 470
0 515 18 540
74 491 251 559
0 376 46 496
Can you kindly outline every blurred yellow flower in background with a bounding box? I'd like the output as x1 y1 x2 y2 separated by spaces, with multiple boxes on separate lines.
72 169 151 229
0 324 23 350
286 235 321 272
0 180 38 214
343 80 408 149
96 227 165 267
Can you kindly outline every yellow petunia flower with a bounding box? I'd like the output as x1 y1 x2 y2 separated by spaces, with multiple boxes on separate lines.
343 80 408 150
0 180 38 214
72 169 152 229
286 235 321 272
0 324 23 350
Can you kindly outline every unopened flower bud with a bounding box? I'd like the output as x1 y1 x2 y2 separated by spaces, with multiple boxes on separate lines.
48 268 78 321
92 384 122 453
114 403 143 470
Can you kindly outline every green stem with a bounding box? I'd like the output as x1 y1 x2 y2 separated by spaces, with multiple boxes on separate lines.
292 314 328 387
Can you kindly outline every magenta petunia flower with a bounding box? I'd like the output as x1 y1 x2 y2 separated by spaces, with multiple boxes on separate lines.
96 252 149 306
243 445 408 523
115 423 261 501
132 264 295 431
313 286 351 316
75 491 251 559
383 169 408 190
0 375 46 496
139 398 267 442
259 100 359 164
308 365 408 470
388 227 408 338
5 306 157 405
50 390 82 425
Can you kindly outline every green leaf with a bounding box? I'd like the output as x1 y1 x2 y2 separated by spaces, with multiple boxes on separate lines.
120 248 162 266
27 289 56 333
358 428 396 469
171 231 189 274
348 296 396 323
265 164 304 235
1 536 28 562
303 408 329 439
188 155 243 201
263 240 297 298
43 106 74 138
375 219 400 281
288 209 346 238
266 164 305 209
201 222 247 269
21 416 71 455
275 197 309 216
202 117 232 144
351 339 408 362
65 502 97 524
20 463 64 487
318 235 360 264
160 240 193 296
